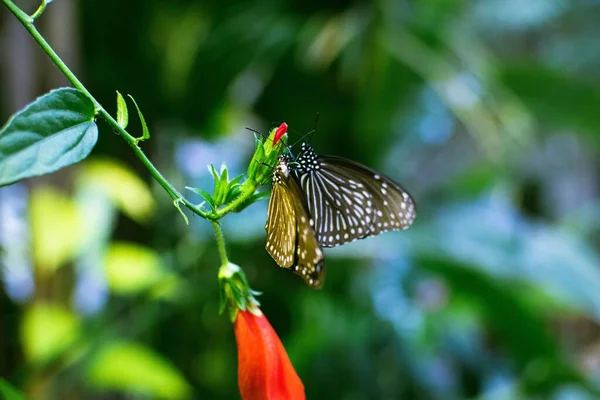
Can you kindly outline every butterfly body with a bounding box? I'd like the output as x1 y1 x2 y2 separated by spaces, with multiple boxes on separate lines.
294 142 416 248
265 154 325 288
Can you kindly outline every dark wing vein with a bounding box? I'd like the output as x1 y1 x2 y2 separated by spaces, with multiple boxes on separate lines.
298 154 416 247
266 165 325 288
265 177 296 268
285 174 325 289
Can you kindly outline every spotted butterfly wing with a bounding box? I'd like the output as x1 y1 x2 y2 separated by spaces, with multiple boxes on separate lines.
294 143 416 247
265 154 325 288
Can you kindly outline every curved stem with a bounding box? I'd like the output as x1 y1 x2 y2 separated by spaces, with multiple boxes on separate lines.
1 0 215 218
208 181 260 220
211 221 229 267
30 0 48 21
2 0 264 223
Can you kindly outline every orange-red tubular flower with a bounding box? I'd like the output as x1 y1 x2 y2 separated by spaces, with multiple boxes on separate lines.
234 307 305 400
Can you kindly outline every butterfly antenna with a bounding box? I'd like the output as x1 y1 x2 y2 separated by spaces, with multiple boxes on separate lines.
311 112 320 141
246 125 297 160
289 112 320 149
245 127 267 139
258 160 276 169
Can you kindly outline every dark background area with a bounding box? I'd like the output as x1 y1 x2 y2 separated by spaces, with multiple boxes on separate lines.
2 0 600 399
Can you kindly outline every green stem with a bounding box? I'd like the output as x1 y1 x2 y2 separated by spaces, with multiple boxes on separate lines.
209 180 260 220
98 108 207 217
2 0 263 221
30 0 47 21
3 0 101 110
2 0 32 25
211 221 229 267
2 0 264 222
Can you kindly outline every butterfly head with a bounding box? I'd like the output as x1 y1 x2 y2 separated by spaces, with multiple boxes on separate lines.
275 154 292 180
296 142 319 173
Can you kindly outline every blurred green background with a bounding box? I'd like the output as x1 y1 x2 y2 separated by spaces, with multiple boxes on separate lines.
2 0 600 399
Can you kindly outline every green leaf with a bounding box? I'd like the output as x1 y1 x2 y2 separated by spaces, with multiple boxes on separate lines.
228 173 244 188
0 87 98 187
31 187 82 273
116 91 129 129
0 378 28 400
76 158 155 222
224 174 245 203
208 164 225 205
225 184 243 204
127 95 150 143
103 242 168 295
219 164 229 188
246 137 265 182
215 164 230 205
21 303 80 363
185 186 216 211
172 198 189 225
232 190 270 212
87 341 191 399
207 163 220 182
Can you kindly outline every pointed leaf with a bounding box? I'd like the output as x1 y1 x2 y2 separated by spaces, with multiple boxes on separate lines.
246 190 271 203
232 190 270 212
207 163 220 181
127 95 150 143
229 282 246 311
185 186 216 211
214 164 230 205
219 163 229 187
208 164 225 204
115 91 129 129
172 198 189 225
228 173 244 188
247 137 265 181
225 184 243 204
0 88 98 186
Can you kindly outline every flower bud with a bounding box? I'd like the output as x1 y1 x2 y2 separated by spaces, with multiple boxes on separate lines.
234 306 305 400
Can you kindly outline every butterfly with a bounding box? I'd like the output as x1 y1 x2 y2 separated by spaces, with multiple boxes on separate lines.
293 142 416 247
265 153 325 289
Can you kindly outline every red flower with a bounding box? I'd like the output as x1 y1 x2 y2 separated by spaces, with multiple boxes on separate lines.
234 307 305 400
273 123 288 145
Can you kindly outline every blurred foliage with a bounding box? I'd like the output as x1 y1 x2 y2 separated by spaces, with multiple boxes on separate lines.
0 378 27 400
86 340 192 399
3 0 600 399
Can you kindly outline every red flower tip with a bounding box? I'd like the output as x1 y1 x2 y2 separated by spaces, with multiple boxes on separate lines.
273 123 288 145
234 308 305 400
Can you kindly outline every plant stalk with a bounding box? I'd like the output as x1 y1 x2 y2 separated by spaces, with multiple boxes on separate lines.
211 221 229 267
1 0 264 223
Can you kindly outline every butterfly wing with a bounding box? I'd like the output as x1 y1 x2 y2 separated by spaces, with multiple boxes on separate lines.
265 162 325 289
296 144 416 247
299 158 374 246
265 172 296 268
285 173 325 289
322 155 416 233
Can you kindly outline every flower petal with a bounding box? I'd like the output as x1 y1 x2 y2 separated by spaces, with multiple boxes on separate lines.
235 309 305 400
